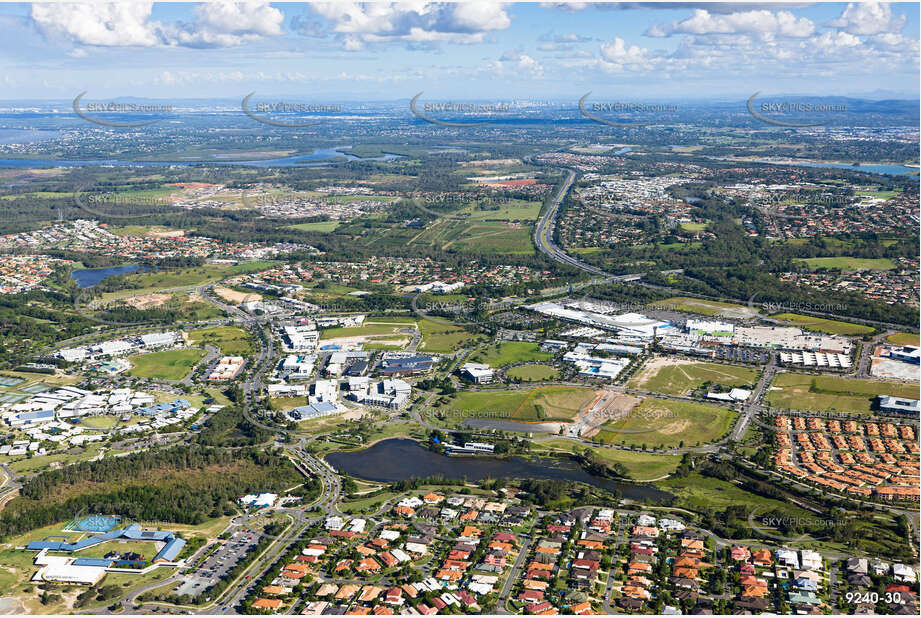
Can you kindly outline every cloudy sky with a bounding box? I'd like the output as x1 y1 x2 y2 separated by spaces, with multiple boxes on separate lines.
0 1 917 100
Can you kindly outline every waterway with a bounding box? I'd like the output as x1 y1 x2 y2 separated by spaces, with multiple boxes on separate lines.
70 264 140 288
0 147 402 168
326 438 672 503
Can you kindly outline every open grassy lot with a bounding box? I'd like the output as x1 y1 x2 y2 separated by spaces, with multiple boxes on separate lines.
650 296 756 318
418 318 483 353
798 257 896 271
887 332 920 346
188 326 254 355
469 342 553 367
410 218 534 254
627 359 758 396
595 398 734 449
320 318 417 340
766 373 920 413
679 222 708 232
446 386 597 421
69 539 161 561
269 396 308 411
536 440 681 480
288 220 341 233
99 261 276 300
127 348 205 381
659 472 816 515
461 199 542 222
506 364 559 382
771 313 875 336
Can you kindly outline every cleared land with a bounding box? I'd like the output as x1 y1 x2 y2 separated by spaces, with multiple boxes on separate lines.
799 257 896 271
627 357 758 396
506 364 559 382
771 313 874 336
188 326 254 355
538 440 680 480
446 387 598 422
418 318 482 353
651 296 757 318
288 221 341 233
470 341 553 367
127 348 205 381
594 398 734 448
766 373 920 413
887 332 920 346
410 218 534 254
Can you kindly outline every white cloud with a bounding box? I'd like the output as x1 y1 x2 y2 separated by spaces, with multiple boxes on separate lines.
31 1 284 48
305 2 511 48
827 2 906 36
599 37 652 68
648 9 815 38
31 2 160 47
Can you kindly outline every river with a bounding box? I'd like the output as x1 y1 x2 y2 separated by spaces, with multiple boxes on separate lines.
325 438 672 503
70 264 140 288
0 147 402 168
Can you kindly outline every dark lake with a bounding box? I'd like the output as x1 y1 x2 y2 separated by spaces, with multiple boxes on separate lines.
325 438 672 503
70 264 140 288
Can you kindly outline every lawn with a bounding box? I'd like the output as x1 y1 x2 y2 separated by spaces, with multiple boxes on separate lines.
594 398 734 449
650 296 755 318
537 440 681 480
188 326 254 355
462 199 542 222
469 342 553 367
771 313 875 336
71 539 161 561
127 348 205 381
887 332 920 346
412 218 535 254
627 359 758 396
418 318 483 353
269 396 308 411
658 472 816 516
446 387 597 421
506 364 559 382
679 222 707 232
766 373 920 414
798 257 896 271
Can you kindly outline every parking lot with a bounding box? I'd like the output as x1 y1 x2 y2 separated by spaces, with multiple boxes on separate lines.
173 528 261 597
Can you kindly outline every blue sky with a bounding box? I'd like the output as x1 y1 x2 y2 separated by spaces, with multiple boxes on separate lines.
0 2 917 100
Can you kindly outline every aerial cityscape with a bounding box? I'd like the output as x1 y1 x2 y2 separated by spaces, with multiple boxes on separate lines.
0 1 918 616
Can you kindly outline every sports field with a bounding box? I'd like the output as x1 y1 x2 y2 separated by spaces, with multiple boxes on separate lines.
447 386 597 421
627 357 758 396
766 373 920 413
799 257 896 271
770 313 874 336
594 398 734 449
506 364 559 382
471 341 553 367
127 348 205 381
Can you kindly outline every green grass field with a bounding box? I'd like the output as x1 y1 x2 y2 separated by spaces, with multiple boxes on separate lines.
470 342 553 367
320 318 417 340
887 332 920 346
418 318 483 353
188 326 254 355
446 386 597 421
410 218 534 254
799 257 896 271
770 313 875 336
537 440 680 480
766 373 920 413
627 359 758 396
651 296 755 318
595 398 734 448
506 364 559 382
127 348 205 381
288 221 341 233
461 199 542 222
99 261 276 300
679 222 708 232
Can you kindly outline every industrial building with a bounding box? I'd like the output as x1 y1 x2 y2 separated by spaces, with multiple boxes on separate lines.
347 378 412 409
207 356 245 381
460 363 494 384
890 345 921 365
877 395 920 416
380 354 436 376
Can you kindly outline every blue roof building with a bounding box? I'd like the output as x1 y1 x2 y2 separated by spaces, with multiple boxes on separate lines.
153 537 186 563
